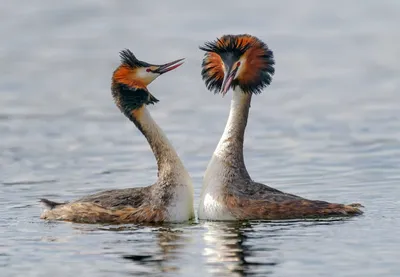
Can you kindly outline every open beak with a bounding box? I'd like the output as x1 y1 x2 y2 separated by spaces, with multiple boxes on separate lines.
153 58 185 74
220 66 239 96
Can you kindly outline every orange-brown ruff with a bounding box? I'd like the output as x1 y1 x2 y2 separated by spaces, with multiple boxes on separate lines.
198 34 363 220
40 49 194 224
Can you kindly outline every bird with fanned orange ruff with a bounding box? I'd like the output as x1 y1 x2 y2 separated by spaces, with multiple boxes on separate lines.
198 34 364 221
40 49 194 224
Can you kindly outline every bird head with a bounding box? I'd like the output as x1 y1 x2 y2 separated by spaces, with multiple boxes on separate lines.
199 34 275 96
112 49 184 116
113 49 184 87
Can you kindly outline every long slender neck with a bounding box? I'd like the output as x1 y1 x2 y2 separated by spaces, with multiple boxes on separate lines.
213 88 251 177
132 107 187 180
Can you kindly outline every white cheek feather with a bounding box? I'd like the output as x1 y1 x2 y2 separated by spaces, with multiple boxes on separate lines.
136 68 159 83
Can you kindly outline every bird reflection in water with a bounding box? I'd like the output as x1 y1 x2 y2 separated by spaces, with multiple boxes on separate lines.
202 221 278 276
202 218 349 277
72 224 188 275
65 219 350 276
120 225 186 274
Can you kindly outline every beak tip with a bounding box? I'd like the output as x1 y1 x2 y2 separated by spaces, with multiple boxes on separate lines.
157 58 185 74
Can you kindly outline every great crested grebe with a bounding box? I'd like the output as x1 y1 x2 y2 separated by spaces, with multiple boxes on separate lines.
198 34 363 220
40 49 194 224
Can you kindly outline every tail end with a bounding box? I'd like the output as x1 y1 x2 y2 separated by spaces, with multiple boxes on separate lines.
39 198 65 210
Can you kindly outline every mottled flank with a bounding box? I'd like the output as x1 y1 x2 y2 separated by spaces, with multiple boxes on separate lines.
41 203 166 224
223 179 363 220
40 187 168 224
225 189 363 220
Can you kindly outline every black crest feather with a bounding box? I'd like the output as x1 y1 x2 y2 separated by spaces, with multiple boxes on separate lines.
119 49 151 68
199 34 253 57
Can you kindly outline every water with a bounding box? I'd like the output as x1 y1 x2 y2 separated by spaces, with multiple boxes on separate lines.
1 0 399 276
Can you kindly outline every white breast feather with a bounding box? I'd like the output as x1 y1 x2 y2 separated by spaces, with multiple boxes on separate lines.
166 172 195 222
198 156 235 220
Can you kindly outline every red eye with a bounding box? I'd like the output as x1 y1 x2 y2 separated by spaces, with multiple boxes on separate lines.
146 68 151 72
237 61 241 66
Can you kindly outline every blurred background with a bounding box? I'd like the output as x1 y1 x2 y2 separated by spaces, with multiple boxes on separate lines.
1 0 399 276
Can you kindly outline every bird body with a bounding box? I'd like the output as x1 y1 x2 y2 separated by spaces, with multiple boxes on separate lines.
198 34 363 220
41 50 194 224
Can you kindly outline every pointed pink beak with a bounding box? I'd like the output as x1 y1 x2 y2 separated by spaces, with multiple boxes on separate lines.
154 58 185 74
220 66 239 96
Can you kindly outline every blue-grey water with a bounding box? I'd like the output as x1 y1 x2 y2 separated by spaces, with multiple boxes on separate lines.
1 1 399 276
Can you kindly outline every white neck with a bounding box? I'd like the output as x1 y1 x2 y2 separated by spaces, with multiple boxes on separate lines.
199 88 252 220
137 107 194 221
213 88 251 168
137 107 188 180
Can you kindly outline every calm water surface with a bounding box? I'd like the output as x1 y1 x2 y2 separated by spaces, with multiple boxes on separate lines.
1 1 400 276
